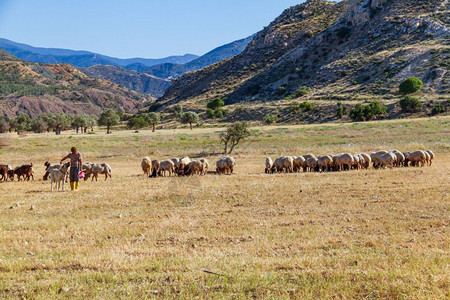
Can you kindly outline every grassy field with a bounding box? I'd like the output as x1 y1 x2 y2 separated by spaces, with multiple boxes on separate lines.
0 116 449 298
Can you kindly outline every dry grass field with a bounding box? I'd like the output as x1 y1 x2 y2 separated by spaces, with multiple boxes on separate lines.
0 116 449 299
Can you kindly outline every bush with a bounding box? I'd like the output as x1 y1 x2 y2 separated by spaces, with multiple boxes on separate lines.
336 26 351 38
127 115 148 130
399 95 422 113
295 86 310 97
432 104 444 115
299 101 314 112
276 86 286 96
207 98 225 110
263 115 278 124
399 77 423 94
336 102 348 118
349 101 387 121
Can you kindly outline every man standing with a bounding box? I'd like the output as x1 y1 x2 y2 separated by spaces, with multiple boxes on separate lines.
60 146 83 191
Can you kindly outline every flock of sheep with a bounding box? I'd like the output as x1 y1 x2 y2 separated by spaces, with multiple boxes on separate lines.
141 156 236 177
265 149 435 173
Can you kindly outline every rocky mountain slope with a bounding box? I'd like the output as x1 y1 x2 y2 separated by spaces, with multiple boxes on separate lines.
0 38 198 68
81 65 171 97
0 50 150 117
158 0 449 108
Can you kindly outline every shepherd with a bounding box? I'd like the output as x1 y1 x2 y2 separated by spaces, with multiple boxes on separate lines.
60 146 83 191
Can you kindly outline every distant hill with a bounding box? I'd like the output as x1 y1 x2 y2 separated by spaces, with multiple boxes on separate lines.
143 35 255 79
158 0 450 108
0 38 198 68
81 65 171 97
0 50 150 117
80 36 254 96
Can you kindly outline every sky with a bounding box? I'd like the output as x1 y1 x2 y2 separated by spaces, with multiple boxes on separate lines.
0 0 305 59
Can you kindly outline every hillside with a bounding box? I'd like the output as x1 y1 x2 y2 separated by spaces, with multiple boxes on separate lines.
0 50 151 117
158 0 450 109
81 65 171 97
143 35 255 79
0 38 198 68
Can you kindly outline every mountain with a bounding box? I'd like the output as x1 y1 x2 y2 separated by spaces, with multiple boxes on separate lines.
143 35 255 79
0 38 198 68
158 0 450 109
80 36 254 97
0 50 151 117
81 65 171 97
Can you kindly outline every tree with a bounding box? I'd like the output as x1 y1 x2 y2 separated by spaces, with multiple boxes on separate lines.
399 77 423 94
181 111 200 130
98 109 120 134
127 115 148 130
71 114 88 133
11 113 33 133
85 116 97 132
0 116 10 133
145 112 160 132
219 122 251 154
31 117 48 133
399 95 422 113
52 113 71 135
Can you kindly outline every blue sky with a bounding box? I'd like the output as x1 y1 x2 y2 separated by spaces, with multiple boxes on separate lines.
0 0 305 58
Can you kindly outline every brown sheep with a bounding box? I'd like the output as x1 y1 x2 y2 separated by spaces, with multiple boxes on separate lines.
141 157 152 176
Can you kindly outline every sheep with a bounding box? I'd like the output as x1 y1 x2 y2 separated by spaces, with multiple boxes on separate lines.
379 152 397 169
150 160 160 177
425 150 434 166
158 160 175 177
335 153 354 171
351 154 361 170
184 160 203 176
293 156 306 172
305 156 318 172
141 157 152 176
216 156 235 175
359 153 371 169
198 158 209 175
389 149 405 167
271 157 284 173
370 150 388 169
50 163 70 192
407 150 427 167
265 157 273 174
83 162 112 181
317 155 333 172
424 151 431 167
175 156 191 175
170 157 180 165
282 156 294 173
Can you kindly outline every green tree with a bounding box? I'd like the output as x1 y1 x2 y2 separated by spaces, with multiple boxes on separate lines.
71 114 88 133
31 116 48 133
145 112 160 132
181 111 200 130
85 115 97 132
98 109 120 134
399 77 423 94
52 113 71 135
11 113 33 133
219 121 251 154
127 115 148 130
399 95 422 113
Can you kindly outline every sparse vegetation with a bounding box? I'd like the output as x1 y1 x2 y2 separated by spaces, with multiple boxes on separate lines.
431 103 444 115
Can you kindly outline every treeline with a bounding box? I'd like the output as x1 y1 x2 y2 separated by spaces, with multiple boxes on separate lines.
0 113 97 134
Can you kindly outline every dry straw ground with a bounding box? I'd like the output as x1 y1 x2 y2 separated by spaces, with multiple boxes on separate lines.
0 116 449 298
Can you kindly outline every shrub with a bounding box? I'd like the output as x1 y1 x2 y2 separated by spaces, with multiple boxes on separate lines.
207 98 225 110
263 115 278 124
127 115 148 130
295 86 310 97
206 108 215 118
399 77 423 94
219 122 251 154
349 101 387 121
399 95 422 113
336 26 351 38
276 86 286 96
336 102 348 118
299 101 314 112
431 104 444 115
